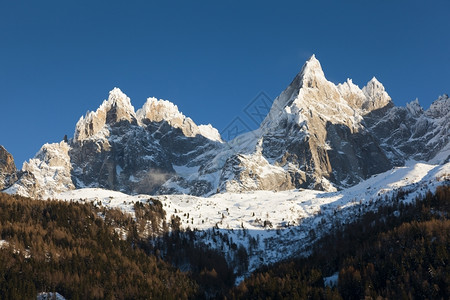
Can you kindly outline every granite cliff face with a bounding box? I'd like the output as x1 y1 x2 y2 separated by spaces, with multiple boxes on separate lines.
364 94 449 165
0 146 17 190
3 56 448 198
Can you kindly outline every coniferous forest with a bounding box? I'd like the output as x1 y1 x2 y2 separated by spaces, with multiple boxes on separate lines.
0 194 197 299
228 186 450 299
0 185 449 299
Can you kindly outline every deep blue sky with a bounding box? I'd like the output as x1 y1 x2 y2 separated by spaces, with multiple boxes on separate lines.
1 1 449 168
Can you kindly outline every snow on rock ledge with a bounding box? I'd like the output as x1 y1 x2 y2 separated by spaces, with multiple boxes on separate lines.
137 97 222 141
406 99 424 117
5 141 74 199
426 94 449 119
198 124 222 142
137 97 198 136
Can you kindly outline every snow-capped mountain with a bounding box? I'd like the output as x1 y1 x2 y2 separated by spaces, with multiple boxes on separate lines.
211 56 448 192
1 55 449 199
1 55 449 284
51 88 221 198
3 87 224 198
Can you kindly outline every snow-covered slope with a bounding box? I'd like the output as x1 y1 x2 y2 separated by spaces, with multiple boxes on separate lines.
57 160 450 274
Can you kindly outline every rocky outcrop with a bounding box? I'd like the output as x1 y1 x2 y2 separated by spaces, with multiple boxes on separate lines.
74 88 137 142
0 146 17 190
219 146 295 192
5 142 74 199
364 94 450 165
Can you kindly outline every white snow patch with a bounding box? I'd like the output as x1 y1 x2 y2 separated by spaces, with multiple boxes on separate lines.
0 240 9 249
198 124 223 142
429 141 450 165
173 165 200 180
324 272 339 287
57 188 150 217
37 292 66 300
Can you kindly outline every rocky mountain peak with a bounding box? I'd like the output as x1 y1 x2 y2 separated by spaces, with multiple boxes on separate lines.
102 88 137 124
362 77 392 112
253 56 391 193
303 54 322 71
406 99 424 117
0 145 17 190
136 97 222 141
136 97 198 137
336 78 367 110
137 97 182 122
298 54 327 88
4 142 74 198
262 55 344 130
426 94 449 119
74 88 137 142
0 146 16 174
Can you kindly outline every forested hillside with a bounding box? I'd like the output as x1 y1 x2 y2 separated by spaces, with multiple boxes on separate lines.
228 185 450 299
0 193 197 299
0 185 448 299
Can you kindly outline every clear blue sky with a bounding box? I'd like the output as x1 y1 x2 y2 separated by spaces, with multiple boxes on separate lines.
1 0 449 168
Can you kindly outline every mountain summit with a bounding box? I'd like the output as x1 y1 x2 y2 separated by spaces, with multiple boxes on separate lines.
74 88 137 142
2 56 448 198
299 54 327 87
224 56 394 192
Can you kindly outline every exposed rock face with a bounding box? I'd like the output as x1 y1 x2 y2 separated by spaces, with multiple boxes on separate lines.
361 77 392 112
5 142 74 199
73 88 137 142
0 146 17 190
70 88 223 195
4 57 449 197
364 94 450 165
